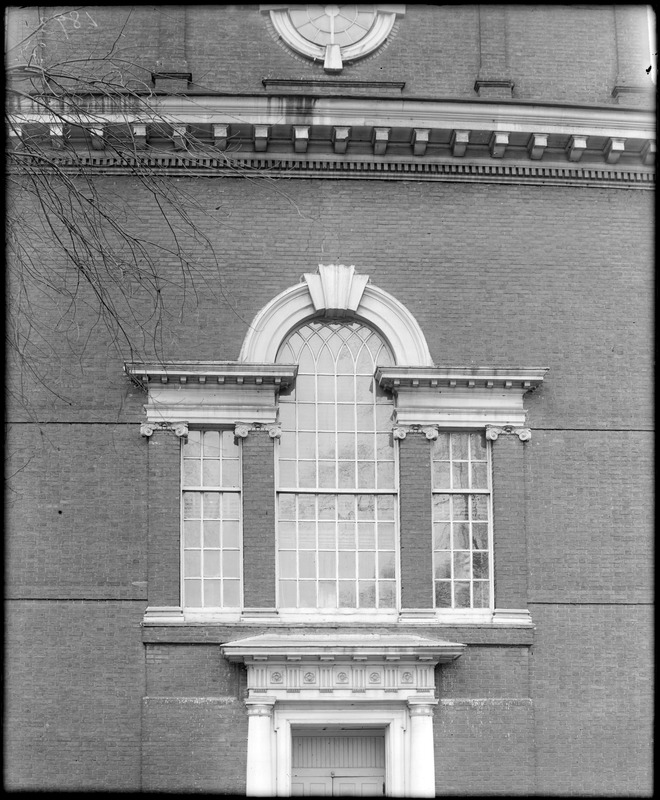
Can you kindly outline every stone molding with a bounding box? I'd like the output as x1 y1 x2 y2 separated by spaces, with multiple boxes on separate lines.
239 266 434 366
393 425 438 440
485 425 532 441
376 366 547 428
222 632 465 701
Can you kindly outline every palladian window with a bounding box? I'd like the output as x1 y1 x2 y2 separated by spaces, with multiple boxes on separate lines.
276 321 397 610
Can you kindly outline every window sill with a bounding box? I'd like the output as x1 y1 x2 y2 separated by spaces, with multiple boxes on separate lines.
142 606 533 628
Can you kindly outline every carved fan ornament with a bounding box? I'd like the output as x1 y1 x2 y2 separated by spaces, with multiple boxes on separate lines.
262 5 406 72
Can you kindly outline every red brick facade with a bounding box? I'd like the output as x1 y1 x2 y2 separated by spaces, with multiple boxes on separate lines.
5 4 653 795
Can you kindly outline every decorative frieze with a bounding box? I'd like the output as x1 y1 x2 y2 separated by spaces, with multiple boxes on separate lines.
485 425 532 441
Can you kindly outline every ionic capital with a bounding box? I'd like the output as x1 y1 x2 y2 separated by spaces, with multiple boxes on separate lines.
245 697 276 716
234 422 282 439
485 425 531 441
140 421 189 439
393 425 438 440
407 698 438 716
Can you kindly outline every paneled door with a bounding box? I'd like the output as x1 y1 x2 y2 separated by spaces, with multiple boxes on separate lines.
291 730 386 796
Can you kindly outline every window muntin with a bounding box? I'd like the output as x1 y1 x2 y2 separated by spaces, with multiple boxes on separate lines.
431 432 493 609
288 6 378 48
181 430 242 608
276 321 396 609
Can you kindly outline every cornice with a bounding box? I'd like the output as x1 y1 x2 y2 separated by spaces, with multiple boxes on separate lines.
124 361 297 387
376 366 547 392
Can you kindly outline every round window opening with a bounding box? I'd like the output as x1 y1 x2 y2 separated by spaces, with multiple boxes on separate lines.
265 4 405 72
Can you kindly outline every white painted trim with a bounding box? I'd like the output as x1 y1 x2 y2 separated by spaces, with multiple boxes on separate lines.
239 269 433 366
11 95 654 140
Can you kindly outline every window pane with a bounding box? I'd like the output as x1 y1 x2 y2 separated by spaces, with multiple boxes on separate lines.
223 458 240 489
433 433 450 461
452 434 469 460
471 462 488 490
203 493 220 518
183 430 201 458
471 523 489 550
279 494 296 518
470 432 488 460
184 520 201 548
473 581 490 608
223 550 240 579
223 521 240 549
204 550 222 578
433 461 451 490
202 459 220 487
452 462 469 489
473 552 489 579
454 523 470 550
452 495 469 520
279 580 297 606
454 551 471 579
433 522 450 550
183 492 201 519
203 521 220 548
275 321 397 610
204 580 222 607
183 459 201 486
454 582 471 608
224 580 241 607
434 581 451 608
279 551 297 579
433 494 451 520
184 550 201 577
471 495 489 521
434 551 451 579
359 581 376 607
185 579 202 607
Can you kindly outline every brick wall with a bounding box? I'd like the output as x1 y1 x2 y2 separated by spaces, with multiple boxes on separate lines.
4 601 145 790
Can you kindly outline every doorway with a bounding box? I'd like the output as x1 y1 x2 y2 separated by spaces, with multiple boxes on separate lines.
291 728 386 796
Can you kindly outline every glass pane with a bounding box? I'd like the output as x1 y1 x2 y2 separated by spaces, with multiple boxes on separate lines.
473 552 489 579
318 460 335 486
471 523 489 549
182 459 201 486
223 520 240 549
358 551 376 579
454 523 470 550
204 579 222 607
338 581 356 608
359 581 376 607
376 461 394 489
299 581 317 607
279 494 296 518
318 581 337 607
433 494 451 520
184 520 201 548
356 433 373 459
471 463 488 490
184 550 201 577
299 551 316 579
336 375 354 402
452 434 469 460
338 551 356 579
434 551 451 579
336 406 355 432
279 460 296 487
222 457 240 489
470 432 488 460
202 459 220 487
203 493 220 518
379 581 396 608
358 523 375 549
357 495 375 519
279 580 297 607
298 461 316 487
297 404 316 429
223 493 240 519
298 495 316 518
376 433 392 459
222 429 239 456
376 495 395 518
319 551 336 579
337 522 355 548
203 521 220 548
318 432 336 459
296 374 315 398
299 524 316 549
454 551 471 579
318 521 336 549
183 430 201 458
338 461 355 488
317 404 335 430
378 552 396 580
223 580 240 607
185 579 202 607
454 582 471 608
433 433 450 461
279 403 295 431
452 462 469 489
433 461 451 490
223 550 240 579
318 495 335 519
433 522 450 550
358 461 375 489
183 492 201 519
434 581 451 608
279 551 297 579
471 495 489 521
452 495 469 520
378 523 396 550
337 432 355 459
298 432 316 458
340 495 357 520
202 430 220 457
317 375 335 403
356 404 374 429
278 520 296 549
204 550 221 578
473 581 490 608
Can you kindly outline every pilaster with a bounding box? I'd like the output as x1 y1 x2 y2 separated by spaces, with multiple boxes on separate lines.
143 423 187 621
397 427 434 609
241 427 278 611
487 425 532 625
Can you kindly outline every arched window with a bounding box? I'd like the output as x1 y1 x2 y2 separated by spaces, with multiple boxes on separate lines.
276 320 397 610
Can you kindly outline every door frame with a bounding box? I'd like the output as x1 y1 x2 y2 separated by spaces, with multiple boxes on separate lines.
274 703 407 797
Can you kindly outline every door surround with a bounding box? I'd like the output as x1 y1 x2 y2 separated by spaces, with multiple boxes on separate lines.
222 632 465 797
